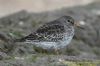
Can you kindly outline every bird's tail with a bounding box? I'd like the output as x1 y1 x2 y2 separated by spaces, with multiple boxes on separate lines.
14 37 26 42
14 34 35 42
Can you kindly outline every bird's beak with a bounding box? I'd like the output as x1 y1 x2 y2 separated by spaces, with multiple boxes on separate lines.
74 22 80 27
74 21 85 29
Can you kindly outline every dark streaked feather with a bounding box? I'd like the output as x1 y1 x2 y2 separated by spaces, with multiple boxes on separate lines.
19 20 66 42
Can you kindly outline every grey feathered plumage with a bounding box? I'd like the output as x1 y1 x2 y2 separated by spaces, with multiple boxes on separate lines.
16 16 75 49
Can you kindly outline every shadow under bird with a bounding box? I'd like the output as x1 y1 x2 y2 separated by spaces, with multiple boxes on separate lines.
15 16 76 52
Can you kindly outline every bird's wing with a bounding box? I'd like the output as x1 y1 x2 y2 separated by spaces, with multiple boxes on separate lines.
20 20 66 42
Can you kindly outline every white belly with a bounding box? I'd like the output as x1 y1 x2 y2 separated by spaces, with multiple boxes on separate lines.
25 35 73 50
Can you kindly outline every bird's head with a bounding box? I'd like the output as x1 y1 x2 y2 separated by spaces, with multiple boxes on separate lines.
59 16 84 29
59 16 74 26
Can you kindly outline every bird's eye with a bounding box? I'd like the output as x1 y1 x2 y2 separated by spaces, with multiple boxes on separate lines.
67 19 74 25
67 20 71 22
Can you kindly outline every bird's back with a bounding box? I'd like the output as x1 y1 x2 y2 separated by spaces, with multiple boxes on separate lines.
15 18 74 43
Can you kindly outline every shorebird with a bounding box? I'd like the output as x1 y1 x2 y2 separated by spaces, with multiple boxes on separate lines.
16 16 75 52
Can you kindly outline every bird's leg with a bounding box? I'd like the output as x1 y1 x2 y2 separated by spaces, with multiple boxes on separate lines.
55 48 59 55
53 42 61 55
53 42 64 62
53 44 60 62
53 44 59 55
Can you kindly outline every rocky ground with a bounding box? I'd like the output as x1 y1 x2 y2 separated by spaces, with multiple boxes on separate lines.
0 2 100 66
